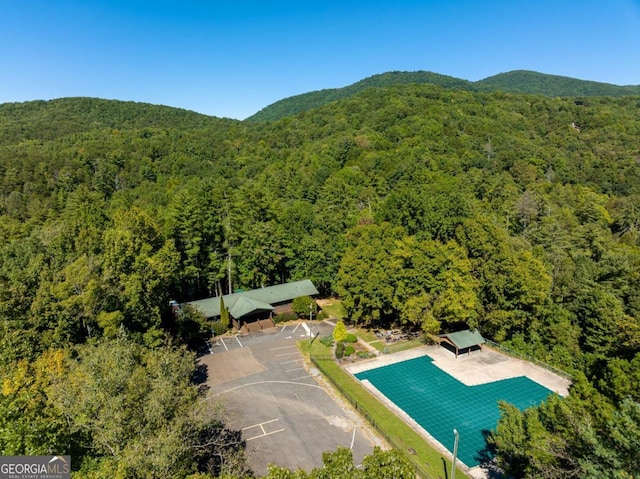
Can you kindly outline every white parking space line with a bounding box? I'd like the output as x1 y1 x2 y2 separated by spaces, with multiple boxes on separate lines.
271 345 297 351
243 418 279 430
301 322 315 338
211 380 323 397
235 336 243 348
350 428 356 449
246 428 285 441
291 323 301 334
286 367 305 372
280 358 303 365
276 352 299 357
242 419 285 441
219 338 228 351
289 374 312 381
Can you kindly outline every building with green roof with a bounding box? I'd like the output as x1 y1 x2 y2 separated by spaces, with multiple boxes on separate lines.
184 279 319 332
439 329 485 357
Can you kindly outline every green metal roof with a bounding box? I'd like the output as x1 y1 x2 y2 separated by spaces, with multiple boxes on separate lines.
440 329 485 350
228 296 274 319
185 279 319 319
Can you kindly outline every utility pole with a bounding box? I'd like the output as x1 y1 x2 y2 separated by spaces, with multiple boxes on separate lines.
227 252 232 294
224 193 233 295
451 428 459 479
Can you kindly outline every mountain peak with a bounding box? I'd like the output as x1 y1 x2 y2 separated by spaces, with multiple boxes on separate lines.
246 70 640 122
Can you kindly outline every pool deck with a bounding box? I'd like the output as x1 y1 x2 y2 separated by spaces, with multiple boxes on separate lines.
344 345 571 479
346 344 571 398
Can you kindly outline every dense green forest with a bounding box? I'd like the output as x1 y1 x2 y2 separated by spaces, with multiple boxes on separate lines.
247 71 473 121
0 97 231 144
247 70 640 121
1 83 640 477
476 70 640 97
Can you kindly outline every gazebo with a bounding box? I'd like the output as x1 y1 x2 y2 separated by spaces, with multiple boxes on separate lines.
439 329 485 358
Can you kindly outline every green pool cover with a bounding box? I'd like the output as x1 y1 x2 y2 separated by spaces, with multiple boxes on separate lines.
355 355 553 467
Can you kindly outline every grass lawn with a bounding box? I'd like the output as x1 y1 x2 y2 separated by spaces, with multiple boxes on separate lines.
355 328 428 354
317 299 346 320
299 339 469 479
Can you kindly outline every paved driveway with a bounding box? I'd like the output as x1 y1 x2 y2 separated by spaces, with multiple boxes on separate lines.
198 321 382 476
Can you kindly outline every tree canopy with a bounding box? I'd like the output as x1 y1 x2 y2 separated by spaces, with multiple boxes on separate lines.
2 83 640 475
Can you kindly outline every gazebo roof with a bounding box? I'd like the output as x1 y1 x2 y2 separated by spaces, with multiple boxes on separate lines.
440 329 485 350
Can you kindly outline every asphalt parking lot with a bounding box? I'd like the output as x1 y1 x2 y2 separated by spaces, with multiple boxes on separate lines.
197 320 382 476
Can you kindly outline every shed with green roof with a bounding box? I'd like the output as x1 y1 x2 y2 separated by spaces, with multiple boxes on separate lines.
439 329 485 357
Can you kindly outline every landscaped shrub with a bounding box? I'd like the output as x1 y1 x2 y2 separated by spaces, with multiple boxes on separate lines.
333 320 348 343
345 333 358 343
211 320 227 336
335 342 345 359
274 312 297 323
292 295 316 319
320 335 334 347
219 297 230 331
344 345 355 357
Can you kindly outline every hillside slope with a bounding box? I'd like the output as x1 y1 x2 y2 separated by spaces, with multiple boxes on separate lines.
0 97 233 145
476 70 640 97
246 69 640 122
246 71 471 122
1 85 640 477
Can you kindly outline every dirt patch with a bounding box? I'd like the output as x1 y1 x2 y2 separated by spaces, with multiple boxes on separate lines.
315 299 335 307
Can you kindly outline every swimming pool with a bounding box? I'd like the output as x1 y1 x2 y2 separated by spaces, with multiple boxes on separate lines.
355 355 553 467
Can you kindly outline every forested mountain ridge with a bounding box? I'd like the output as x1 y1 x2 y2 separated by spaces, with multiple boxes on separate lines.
246 71 472 121
1 85 640 477
476 69 640 97
247 69 640 121
0 97 235 145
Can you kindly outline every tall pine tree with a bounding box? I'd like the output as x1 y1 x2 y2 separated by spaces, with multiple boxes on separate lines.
219 296 230 332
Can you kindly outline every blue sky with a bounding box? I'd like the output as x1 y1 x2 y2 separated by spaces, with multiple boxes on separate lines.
1 0 639 119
